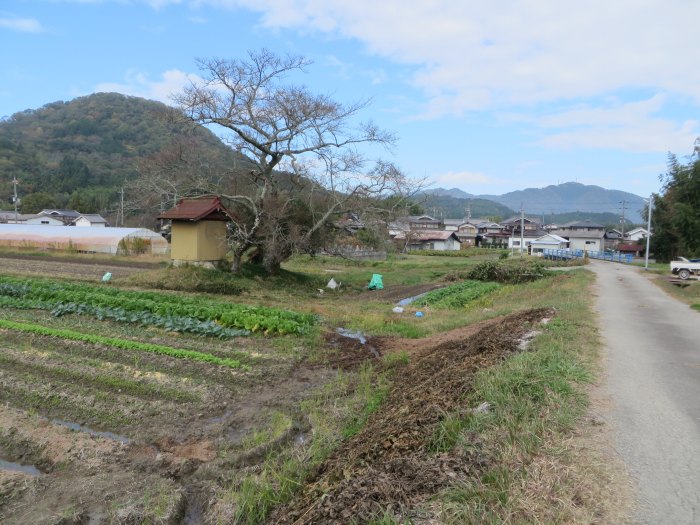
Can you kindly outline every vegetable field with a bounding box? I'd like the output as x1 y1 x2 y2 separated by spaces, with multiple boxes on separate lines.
0 251 603 525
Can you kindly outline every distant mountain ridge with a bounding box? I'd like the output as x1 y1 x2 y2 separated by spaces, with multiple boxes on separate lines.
423 182 646 223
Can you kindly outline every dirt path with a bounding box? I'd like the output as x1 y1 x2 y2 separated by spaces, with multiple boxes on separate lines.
589 261 700 525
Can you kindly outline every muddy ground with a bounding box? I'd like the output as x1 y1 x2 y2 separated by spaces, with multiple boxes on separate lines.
0 256 555 524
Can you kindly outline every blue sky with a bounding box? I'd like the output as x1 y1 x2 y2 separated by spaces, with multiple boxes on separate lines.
2 0 699 202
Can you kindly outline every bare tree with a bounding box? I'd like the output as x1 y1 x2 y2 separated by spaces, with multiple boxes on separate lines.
163 49 418 273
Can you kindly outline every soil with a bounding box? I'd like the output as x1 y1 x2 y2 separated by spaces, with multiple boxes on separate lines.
0 255 148 280
0 256 557 524
268 308 556 524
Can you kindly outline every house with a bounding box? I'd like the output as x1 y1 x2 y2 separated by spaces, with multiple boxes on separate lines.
507 228 549 251
551 228 605 251
407 215 443 230
626 227 650 242
157 197 232 267
475 221 506 246
0 212 63 226
455 222 478 246
553 220 606 252
618 243 644 256
39 209 81 225
72 214 109 227
529 233 569 254
562 220 606 232
604 229 624 250
501 216 542 234
394 230 461 251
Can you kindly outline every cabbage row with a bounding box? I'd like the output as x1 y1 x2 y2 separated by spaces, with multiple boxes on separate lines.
0 319 247 369
0 276 315 336
418 280 500 309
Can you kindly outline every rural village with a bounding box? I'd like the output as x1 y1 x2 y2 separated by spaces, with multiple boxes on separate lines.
1 3 700 523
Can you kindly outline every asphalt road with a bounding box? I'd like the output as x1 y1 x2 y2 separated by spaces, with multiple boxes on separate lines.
589 261 700 525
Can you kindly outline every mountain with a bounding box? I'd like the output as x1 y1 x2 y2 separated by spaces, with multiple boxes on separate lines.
423 187 474 199
0 92 241 214
427 182 646 223
478 182 646 222
418 193 515 220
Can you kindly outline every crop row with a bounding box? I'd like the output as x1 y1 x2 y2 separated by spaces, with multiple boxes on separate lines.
0 276 316 335
0 319 248 370
0 295 248 338
419 280 500 308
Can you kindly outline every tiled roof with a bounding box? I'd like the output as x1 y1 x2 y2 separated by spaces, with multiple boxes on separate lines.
157 197 231 221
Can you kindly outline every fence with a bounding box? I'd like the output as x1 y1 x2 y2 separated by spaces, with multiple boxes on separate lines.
542 249 633 263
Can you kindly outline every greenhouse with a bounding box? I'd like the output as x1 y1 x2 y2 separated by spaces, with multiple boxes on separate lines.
0 224 169 255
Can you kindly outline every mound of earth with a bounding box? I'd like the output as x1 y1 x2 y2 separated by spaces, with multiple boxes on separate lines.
268 308 555 524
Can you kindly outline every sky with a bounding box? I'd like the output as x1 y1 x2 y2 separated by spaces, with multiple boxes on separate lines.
2 0 700 203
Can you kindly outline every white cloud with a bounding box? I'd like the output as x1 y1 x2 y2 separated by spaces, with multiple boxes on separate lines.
523 95 700 153
188 0 700 115
0 16 43 33
94 69 199 104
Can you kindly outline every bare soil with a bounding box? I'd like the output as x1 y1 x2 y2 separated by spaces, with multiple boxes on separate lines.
0 255 149 280
269 308 555 524
0 256 556 524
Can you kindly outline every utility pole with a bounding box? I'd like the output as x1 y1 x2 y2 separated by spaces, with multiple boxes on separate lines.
644 194 653 270
619 200 627 238
520 204 525 255
119 187 124 227
12 176 19 224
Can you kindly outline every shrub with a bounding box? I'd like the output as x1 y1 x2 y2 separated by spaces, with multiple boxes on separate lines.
466 260 549 284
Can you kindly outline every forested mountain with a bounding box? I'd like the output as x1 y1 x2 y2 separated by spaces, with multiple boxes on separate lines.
0 93 240 217
418 193 515 220
424 182 646 223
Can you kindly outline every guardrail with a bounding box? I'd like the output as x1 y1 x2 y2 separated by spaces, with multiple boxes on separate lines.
542 249 633 263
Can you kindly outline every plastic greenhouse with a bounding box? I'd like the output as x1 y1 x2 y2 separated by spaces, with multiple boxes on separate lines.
0 224 169 255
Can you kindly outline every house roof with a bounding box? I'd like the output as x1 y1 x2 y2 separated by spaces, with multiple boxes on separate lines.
501 216 541 225
157 197 231 222
626 227 649 235
552 229 605 239
39 209 81 218
73 214 108 224
563 220 605 229
531 233 569 244
395 231 460 242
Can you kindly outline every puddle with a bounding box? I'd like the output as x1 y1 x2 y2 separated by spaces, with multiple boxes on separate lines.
206 410 231 425
51 419 131 444
336 328 380 358
0 458 42 476
336 328 367 344
396 292 428 307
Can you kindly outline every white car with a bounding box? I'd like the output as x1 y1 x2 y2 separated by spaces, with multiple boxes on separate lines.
670 257 700 280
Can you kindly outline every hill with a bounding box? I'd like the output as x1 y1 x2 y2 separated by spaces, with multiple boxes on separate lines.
479 182 646 223
0 92 241 216
418 192 514 220
425 182 646 223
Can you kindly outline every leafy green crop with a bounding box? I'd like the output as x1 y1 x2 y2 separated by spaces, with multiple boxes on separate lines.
0 276 316 336
419 280 500 308
0 319 248 370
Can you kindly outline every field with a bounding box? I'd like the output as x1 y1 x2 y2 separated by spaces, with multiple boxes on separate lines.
0 250 607 524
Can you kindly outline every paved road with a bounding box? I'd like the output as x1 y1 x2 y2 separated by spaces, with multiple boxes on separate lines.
589 261 700 525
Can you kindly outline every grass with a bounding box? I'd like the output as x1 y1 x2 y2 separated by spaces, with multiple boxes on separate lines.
424 269 609 523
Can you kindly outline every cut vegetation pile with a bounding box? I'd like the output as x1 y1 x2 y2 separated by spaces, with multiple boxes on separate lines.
269 308 555 524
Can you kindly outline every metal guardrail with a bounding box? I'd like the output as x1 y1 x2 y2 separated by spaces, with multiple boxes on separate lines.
542 249 633 263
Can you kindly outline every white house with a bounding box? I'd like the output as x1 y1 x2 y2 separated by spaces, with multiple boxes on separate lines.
0 212 63 226
529 233 569 254
626 227 650 242
552 229 605 251
72 214 108 227
395 230 461 251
